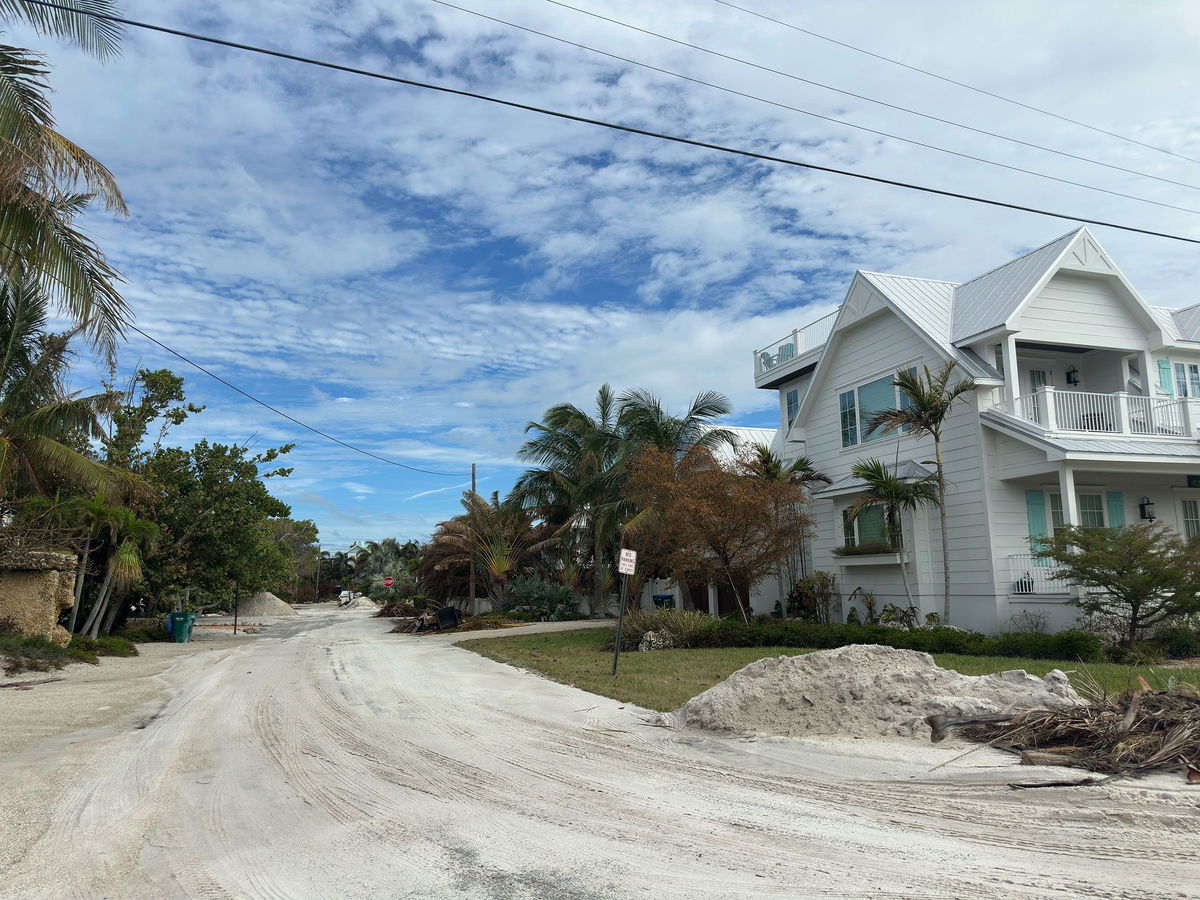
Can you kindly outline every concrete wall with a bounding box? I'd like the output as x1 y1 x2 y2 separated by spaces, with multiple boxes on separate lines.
0 551 77 646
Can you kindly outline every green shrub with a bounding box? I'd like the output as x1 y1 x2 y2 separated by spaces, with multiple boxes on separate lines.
69 635 139 657
611 607 719 650
1155 626 1200 659
114 624 171 643
508 576 586 622
0 629 97 674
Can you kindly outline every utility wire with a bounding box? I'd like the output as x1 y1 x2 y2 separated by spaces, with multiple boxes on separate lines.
712 0 1200 169
426 0 1200 217
539 0 1200 195
22 0 1200 246
125 323 463 477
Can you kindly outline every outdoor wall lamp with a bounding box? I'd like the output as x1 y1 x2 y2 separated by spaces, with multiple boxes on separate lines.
1066 365 1080 385
1139 497 1156 521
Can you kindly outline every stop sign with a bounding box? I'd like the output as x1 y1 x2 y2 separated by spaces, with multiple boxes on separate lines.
383 576 394 588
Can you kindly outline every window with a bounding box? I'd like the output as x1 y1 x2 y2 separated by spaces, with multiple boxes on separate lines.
839 390 857 447
1175 363 1200 398
1048 492 1105 530
838 367 919 448
1183 500 1200 540
786 389 800 426
842 506 892 548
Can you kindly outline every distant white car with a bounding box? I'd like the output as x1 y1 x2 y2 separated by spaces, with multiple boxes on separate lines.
338 590 359 607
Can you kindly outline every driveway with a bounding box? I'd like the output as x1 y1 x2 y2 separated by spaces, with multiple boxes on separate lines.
0 609 1194 898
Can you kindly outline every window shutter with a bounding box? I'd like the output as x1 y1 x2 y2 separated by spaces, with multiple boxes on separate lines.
1106 492 1125 528
1158 359 1174 396
1025 490 1050 567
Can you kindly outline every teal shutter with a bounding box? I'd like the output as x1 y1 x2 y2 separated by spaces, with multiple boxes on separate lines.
1158 359 1174 396
1106 491 1125 528
1025 490 1050 567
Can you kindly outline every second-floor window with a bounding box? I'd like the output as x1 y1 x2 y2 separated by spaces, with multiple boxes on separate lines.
839 367 917 448
1175 362 1200 397
1048 492 1106 530
786 389 800 425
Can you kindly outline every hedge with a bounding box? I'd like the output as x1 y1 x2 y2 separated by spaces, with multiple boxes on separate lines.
617 614 1104 661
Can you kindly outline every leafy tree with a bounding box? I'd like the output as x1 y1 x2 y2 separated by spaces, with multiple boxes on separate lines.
269 517 319 599
745 443 828 588
865 361 977 624
1034 522 1200 646
103 368 203 469
626 447 812 623
843 458 938 609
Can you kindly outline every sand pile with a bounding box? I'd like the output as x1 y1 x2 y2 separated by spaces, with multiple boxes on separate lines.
237 592 299 617
677 644 1080 740
344 596 379 610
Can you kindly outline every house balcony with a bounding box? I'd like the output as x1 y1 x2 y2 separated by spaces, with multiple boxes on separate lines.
1008 553 1071 595
753 310 837 388
991 386 1199 439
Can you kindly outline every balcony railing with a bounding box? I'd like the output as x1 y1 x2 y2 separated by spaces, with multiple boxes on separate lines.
992 386 1196 437
754 310 838 377
1009 554 1071 594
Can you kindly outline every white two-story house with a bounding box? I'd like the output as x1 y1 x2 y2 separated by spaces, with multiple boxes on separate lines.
754 226 1200 633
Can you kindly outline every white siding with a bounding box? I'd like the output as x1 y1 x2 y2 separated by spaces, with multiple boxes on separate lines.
1017 273 1148 349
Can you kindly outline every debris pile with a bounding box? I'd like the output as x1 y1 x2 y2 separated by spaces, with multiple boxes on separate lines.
960 683 1200 778
377 600 421 617
676 644 1079 739
236 592 299 618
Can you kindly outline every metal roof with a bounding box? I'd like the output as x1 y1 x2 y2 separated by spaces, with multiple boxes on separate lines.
1170 303 1200 342
814 460 934 496
857 271 1001 380
949 229 1081 342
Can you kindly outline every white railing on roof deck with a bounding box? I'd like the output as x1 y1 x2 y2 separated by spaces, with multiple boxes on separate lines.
754 310 838 377
991 386 1198 437
1009 554 1071 594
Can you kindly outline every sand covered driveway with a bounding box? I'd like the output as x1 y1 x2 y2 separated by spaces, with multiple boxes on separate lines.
0 610 1196 899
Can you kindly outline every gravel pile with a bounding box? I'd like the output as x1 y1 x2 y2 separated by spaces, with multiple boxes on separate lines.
237 592 299 617
343 596 379 610
677 644 1081 740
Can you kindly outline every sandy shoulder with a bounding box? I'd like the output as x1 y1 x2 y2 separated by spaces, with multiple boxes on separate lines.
0 637 251 756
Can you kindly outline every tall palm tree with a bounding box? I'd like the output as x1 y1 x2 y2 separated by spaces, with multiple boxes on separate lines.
744 443 829 587
79 504 158 638
0 2 128 355
844 458 939 609
515 384 627 616
865 361 978 624
0 279 123 497
617 388 737 459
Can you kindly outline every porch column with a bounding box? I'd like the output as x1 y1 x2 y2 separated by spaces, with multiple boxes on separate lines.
1140 348 1157 394
707 583 718 617
1058 465 1080 526
1002 335 1019 408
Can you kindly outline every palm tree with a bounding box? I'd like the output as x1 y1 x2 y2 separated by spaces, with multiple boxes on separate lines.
864 361 978 624
0 279 124 498
0 2 129 355
844 459 939 609
515 384 627 616
432 491 551 608
743 443 829 588
79 504 158 638
617 388 737 459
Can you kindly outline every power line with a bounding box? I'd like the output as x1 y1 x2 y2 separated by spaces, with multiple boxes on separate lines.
22 0 1200 246
125 323 464 477
712 0 1200 169
539 0 1200 196
426 0 1200 218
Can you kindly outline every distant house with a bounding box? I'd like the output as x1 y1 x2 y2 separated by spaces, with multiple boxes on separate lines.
751 227 1200 632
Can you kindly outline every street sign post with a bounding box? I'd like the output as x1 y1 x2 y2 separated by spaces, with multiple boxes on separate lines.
383 576 394 588
612 549 638 676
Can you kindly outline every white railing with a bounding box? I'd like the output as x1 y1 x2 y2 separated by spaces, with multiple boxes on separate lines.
992 387 1197 438
754 310 838 377
1009 554 1071 594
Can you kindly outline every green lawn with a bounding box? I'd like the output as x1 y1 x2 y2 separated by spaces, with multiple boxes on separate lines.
463 627 1200 712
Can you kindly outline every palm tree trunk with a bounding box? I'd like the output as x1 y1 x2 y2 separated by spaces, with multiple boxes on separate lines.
101 587 122 634
592 524 603 617
67 547 88 634
935 435 951 624
80 562 113 638
893 507 915 610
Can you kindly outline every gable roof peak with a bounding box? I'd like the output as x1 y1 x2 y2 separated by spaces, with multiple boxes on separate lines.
957 227 1086 290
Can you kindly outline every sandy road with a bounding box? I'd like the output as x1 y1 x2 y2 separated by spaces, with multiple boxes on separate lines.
1 609 1197 899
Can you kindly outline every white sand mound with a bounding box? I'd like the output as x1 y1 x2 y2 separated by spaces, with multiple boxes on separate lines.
344 596 379 610
678 644 1081 740
237 591 299 617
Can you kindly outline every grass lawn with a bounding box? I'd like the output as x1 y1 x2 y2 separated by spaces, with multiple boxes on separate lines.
464 627 1200 712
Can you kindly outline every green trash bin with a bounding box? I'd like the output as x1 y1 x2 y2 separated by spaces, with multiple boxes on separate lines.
169 612 196 643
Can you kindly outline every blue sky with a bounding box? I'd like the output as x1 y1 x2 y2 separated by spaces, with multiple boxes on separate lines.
18 0 1200 549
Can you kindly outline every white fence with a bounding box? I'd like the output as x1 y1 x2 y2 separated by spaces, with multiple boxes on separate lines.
1008 554 1071 594
994 387 1196 437
754 310 838 376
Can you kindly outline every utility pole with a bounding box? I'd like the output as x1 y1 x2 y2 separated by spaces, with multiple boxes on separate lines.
314 545 322 603
469 463 477 615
